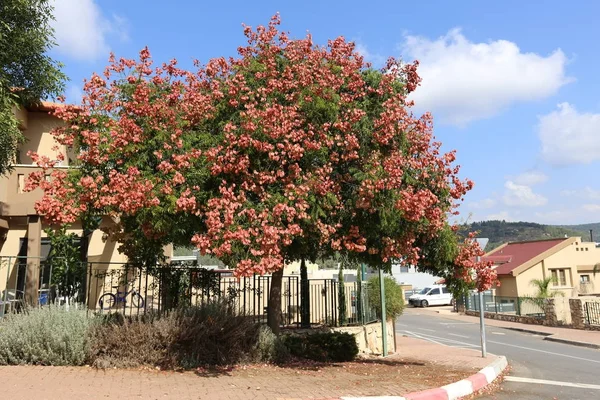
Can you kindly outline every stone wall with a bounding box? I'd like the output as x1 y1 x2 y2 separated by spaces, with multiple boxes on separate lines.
464 310 545 325
283 320 396 356
333 319 396 355
570 298 585 329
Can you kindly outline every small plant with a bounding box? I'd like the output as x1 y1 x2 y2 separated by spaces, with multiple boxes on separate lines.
0 307 91 366
283 331 358 362
367 275 405 321
524 277 564 311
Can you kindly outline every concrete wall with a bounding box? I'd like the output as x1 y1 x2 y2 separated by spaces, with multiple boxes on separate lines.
18 111 67 165
515 261 550 297
495 276 518 297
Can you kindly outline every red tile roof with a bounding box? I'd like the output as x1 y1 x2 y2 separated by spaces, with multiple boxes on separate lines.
485 238 569 275
483 255 512 264
26 101 66 112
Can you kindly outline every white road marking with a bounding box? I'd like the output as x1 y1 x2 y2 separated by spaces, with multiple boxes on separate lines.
505 376 600 390
415 327 436 332
403 324 600 365
403 330 448 347
447 333 470 338
488 340 600 364
403 331 478 348
490 331 506 335
439 322 476 325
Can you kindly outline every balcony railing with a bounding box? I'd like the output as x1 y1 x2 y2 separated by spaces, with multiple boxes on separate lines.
580 282 596 295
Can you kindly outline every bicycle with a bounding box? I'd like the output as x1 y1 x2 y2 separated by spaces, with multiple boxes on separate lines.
98 286 145 310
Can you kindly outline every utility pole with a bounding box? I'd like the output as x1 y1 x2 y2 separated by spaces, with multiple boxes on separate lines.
379 268 388 356
477 255 487 358
475 238 489 359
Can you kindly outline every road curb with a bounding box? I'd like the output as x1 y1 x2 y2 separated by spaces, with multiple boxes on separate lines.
499 326 600 349
543 336 600 349
340 356 508 400
499 326 552 336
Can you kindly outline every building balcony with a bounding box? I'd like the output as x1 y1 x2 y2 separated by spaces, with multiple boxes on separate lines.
0 165 68 217
580 282 596 295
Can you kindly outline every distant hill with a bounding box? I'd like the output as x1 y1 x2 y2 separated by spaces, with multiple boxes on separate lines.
462 220 595 251
558 222 600 241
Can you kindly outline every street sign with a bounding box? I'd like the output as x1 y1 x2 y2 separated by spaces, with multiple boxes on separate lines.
475 238 489 251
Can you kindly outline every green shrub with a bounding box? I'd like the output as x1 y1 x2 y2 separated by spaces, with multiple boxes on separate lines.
0 306 91 366
252 325 289 363
283 331 358 362
367 275 405 320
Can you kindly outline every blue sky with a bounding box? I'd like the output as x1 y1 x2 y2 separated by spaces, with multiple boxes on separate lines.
48 0 600 225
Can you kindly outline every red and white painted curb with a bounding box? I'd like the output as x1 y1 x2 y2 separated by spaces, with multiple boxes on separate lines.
340 356 508 400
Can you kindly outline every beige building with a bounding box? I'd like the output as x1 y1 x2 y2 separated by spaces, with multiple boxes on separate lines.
0 103 127 306
484 237 600 298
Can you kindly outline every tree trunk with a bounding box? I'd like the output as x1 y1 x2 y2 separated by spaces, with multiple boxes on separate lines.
300 258 310 328
267 268 284 335
338 263 347 326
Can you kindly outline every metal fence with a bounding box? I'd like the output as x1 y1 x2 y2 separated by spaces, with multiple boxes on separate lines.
0 256 86 317
465 294 546 318
0 257 379 327
86 263 378 327
584 301 600 326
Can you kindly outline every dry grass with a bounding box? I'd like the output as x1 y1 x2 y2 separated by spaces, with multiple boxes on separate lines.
87 302 281 369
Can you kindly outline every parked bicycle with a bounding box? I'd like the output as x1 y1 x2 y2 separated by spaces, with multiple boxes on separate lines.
98 286 145 310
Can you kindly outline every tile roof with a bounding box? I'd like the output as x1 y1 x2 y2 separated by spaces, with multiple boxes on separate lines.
485 238 569 275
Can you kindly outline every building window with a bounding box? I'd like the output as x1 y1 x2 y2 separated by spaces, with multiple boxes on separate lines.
17 174 25 193
399 266 409 273
576 247 580 251
551 269 568 286
580 275 590 283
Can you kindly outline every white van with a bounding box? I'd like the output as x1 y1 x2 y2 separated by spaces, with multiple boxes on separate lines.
408 284 453 307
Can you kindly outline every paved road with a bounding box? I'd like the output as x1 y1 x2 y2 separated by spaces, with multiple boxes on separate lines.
397 308 600 400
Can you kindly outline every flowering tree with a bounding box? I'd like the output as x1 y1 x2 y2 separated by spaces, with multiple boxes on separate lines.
27 15 495 333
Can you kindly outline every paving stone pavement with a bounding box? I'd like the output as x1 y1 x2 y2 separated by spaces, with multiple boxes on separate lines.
0 336 496 400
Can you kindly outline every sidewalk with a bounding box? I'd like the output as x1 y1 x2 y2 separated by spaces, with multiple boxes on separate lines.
0 335 501 400
424 306 600 348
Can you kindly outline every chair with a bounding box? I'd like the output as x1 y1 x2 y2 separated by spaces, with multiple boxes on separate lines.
0 289 25 315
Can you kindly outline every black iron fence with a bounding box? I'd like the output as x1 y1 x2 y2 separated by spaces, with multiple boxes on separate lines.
0 257 379 327
86 263 378 327
465 293 546 318
584 301 600 326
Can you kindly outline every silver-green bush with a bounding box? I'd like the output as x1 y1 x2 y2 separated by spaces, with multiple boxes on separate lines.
0 306 91 366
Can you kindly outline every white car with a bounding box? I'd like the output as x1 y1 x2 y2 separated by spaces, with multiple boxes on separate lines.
408 284 453 307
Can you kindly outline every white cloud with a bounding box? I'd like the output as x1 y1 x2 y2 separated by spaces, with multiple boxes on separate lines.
538 103 600 165
560 187 600 200
402 29 571 126
468 198 496 209
583 204 600 212
485 211 514 222
355 43 386 67
51 0 128 61
503 181 548 207
512 171 548 186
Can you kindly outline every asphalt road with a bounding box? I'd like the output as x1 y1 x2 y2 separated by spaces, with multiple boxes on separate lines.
397 308 600 400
